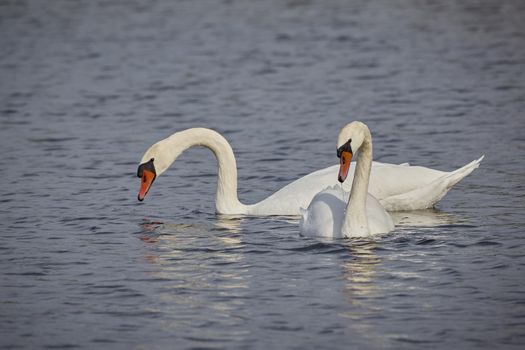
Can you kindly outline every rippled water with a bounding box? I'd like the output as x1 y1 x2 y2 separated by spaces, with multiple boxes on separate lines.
1 0 524 349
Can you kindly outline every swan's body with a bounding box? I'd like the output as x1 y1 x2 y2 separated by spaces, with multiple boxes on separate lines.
300 185 394 238
137 127 483 216
300 122 394 238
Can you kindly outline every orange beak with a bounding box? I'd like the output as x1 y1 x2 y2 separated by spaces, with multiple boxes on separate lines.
338 150 353 183
138 169 156 201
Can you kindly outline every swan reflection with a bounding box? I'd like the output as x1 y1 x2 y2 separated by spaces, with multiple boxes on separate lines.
136 218 248 321
214 214 244 234
341 240 382 311
339 209 462 301
390 208 464 227
339 239 399 347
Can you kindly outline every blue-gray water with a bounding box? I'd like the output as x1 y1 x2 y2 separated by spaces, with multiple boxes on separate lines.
1 0 524 349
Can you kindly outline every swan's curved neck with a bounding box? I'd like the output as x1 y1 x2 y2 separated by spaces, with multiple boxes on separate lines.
342 129 372 237
151 128 246 214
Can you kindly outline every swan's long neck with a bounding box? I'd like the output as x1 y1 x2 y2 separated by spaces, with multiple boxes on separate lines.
147 128 246 214
342 129 372 237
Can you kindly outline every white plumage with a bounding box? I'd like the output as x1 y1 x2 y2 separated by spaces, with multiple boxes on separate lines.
137 127 482 216
300 122 482 238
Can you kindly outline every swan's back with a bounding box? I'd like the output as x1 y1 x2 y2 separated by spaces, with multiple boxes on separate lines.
250 161 443 215
300 187 347 239
250 160 479 215
250 165 341 216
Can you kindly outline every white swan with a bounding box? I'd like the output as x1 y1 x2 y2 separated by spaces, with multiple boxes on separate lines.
300 122 394 238
137 127 483 215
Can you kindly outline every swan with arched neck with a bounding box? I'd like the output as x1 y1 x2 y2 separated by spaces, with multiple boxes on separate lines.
137 127 483 216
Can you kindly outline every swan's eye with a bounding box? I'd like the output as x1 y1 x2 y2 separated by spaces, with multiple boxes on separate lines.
337 139 352 158
137 158 156 178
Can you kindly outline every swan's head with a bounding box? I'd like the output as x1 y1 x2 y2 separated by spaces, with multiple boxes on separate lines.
336 121 368 183
137 158 156 201
137 139 178 201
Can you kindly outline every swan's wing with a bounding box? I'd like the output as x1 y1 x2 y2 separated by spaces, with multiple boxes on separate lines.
365 162 448 200
301 189 394 238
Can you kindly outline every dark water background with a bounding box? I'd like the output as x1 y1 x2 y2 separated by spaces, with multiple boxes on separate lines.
1 0 525 349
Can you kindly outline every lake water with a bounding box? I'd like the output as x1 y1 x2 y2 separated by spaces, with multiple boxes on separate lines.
1 0 524 349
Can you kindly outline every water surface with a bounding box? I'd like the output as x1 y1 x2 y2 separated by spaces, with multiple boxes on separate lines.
1 0 524 349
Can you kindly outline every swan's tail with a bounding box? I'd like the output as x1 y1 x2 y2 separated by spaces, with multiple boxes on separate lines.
379 155 484 211
421 155 484 206
444 155 484 189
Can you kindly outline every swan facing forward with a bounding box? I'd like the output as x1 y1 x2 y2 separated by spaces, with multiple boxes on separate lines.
137 127 482 215
300 122 394 238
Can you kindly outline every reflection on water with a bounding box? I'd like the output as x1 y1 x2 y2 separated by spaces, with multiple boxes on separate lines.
342 241 382 313
214 215 245 234
339 240 393 347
